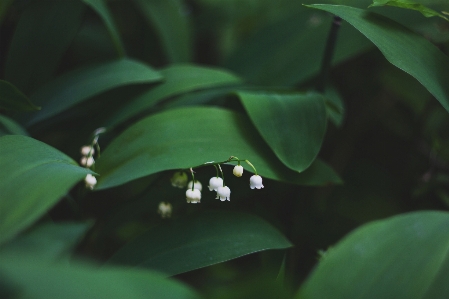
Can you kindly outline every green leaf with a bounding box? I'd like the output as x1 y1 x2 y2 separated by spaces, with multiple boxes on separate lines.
134 0 192 63
0 135 93 245
5 1 85 94
297 211 449 299
0 80 40 111
83 0 126 57
369 0 449 21
237 91 327 172
0 222 91 261
106 64 243 127
95 107 341 190
324 85 345 127
224 8 373 86
109 211 292 276
306 4 449 114
0 256 199 299
25 59 163 126
0 115 29 136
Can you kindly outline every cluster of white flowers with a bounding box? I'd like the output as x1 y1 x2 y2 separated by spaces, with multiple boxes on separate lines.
79 128 106 190
174 157 264 205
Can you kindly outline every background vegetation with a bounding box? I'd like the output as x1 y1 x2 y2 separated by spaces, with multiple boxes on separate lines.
1 0 449 298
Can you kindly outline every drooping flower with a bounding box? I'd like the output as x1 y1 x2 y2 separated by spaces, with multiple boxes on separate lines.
249 175 264 189
158 202 172 218
85 174 97 189
186 189 201 203
233 165 244 177
187 180 202 192
208 176 223 191
217 186 231 201
81 145 95 156
80 156 95 167
171 171 188 188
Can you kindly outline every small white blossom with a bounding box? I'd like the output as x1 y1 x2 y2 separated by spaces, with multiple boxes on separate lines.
217 186 230 201
187 180 202 191
85 174 97 189
158 202 172 218
81 145 95 156
233 165 244 177
208 177 223 191
186 189 201 203
250 175 264 189
80 156 95 167
171 172 188 188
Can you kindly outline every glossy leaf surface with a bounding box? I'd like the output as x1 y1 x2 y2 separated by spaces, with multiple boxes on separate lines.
307 4 449 114
298 211 449 299
370 0 449 21
95 107 341 190
0 135 93 245
0 256 198 299
107 64 242 127
109 211 292 276
237 91 327 172
26 59 163 126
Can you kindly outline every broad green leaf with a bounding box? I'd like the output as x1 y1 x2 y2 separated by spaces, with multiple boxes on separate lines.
108 211 292 276
0 135 93 245
297 211 449 299
0 256 198 299
83 0 126 57
25 59 163 126
0 222 91 261
237 91 327 172
95 107 342 190
307 4 449 114
0 80 40 111
0 115 29 136
224 8 372 86
106 64 243 127
324 85 345 127
134 0 192 62
5 1 85 94
369 0 449 21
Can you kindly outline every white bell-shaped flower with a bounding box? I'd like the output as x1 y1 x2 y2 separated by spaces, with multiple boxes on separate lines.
187 180 202 191
249 175 264 189
217 186 231 201
80 156 95 167
158 202 172 218
186 189 201 203
85 174 97 189
81 145 95 156
233 165 244 177
171 172 188 188
208 177 223 191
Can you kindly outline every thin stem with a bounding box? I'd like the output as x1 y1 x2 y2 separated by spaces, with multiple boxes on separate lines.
190 168 195 191
218 164 225 186
214 164 219 178
244 160 258 175
316 15 342 93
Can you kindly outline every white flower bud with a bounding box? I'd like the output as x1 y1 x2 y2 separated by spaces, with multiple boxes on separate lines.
187 180 202 191
208 177 223 191
80 156 95 167
81 145 95 156
233 165 244 177
186 189 201 203
171 172 188 188
85 174 97 189
217 186 230 201
249 175 264 189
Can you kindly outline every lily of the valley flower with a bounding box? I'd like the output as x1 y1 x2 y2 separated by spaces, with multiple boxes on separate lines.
80 156 95 167
81 145 95 156
158 202 172 218
208 177 223 191
85 174 97 189
171 171 188 188
186 189 201 203
249 175 264 189
217 186 231 201
187 180 202 191
233 165 244 177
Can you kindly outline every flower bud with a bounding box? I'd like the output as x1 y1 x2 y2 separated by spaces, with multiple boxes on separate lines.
233 165 244 177
85 174 97 189
187 180 202 191
81 145 95 156
171 172 188 188
80 156 95 167
158 202 172 218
